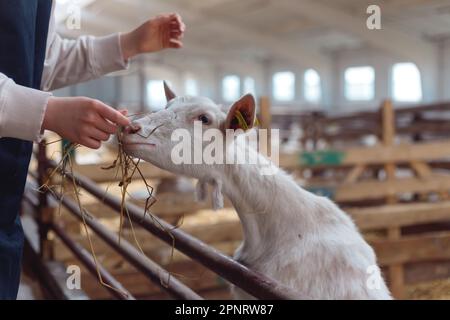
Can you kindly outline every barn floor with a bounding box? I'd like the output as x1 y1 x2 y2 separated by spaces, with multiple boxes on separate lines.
407 279 450 300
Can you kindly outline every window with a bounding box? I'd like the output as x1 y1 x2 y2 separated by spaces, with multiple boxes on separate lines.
344 66 375 101
222 75 241 102
146 80 167 110
273 71 295 101
185 78 199 96
392 63 422 102
304 69 321 103
243 77 256 96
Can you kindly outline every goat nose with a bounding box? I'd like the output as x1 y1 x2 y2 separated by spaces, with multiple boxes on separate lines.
124 124 141 135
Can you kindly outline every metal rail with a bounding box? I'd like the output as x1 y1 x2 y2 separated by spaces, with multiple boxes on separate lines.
50 222 135 300
50 188 202 300
45 158 300 300
22 191 133 300
29 155 201 300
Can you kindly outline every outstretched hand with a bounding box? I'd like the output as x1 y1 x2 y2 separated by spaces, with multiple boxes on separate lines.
121 13 186 60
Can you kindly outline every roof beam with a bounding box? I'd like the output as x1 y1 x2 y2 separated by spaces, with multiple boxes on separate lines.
277 0 436 65
378 0 450 14
58 0 331 71
58 13 270 74
115 0 331 72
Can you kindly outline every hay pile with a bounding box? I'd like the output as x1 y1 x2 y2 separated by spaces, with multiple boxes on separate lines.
407 278 450 300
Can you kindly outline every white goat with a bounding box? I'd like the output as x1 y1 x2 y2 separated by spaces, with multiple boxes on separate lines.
122 83 391 300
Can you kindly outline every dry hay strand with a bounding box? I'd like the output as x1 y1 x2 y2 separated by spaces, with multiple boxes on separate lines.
38 116 207 295
104 125 203 285
38 141 132 298
109 127 193 287
51 126 189 289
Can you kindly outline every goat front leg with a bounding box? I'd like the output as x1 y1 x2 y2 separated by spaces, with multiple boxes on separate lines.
195 180 208 202
211 179 224 210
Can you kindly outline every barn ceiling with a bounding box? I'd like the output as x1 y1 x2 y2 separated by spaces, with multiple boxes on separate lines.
55 0 450 67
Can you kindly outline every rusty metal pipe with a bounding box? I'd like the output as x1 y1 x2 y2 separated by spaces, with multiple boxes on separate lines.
47 159 300 300
48 188 202 300
50 222 135 300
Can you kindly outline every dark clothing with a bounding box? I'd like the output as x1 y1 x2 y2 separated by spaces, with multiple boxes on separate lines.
0 0 52 299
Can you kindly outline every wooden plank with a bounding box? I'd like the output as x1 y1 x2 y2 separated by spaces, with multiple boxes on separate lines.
370 232 450 266
410 161 433 200
280 140 450 169
258 96 272 157
137 193 234 216
62 192 215 221
395 102 450 114
382 100 403 299
381 99 395 146
151 241 240 265
410 161 433 178
82 260 229 300
54 219 243 263
385 163 397 204
387 227 404 299
410 161 449 200
347 201 450 230
404 260 450 285
329 175 450 202
343 164 365 184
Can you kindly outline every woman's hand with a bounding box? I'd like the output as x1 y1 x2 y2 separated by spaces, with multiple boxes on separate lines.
120 13 186 60
42 97 130 149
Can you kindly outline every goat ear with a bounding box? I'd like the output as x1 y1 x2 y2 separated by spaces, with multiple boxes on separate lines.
163 81 177 102
224 94 256 131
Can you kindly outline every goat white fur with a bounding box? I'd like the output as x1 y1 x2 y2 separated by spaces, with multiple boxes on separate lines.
122 83 391 300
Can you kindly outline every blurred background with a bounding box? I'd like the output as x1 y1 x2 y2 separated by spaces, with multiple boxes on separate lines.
20 0 450 300
52 0 450 113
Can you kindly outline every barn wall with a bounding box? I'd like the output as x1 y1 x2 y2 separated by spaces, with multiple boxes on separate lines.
214 59 265 105
260 60 329 111
442 39 450 101
54 59 220 111
120 71 141 109
333 47 396 112
332 46 440 113
51 43 449 115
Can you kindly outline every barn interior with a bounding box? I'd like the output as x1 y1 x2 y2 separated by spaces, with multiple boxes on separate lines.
20 0 450 300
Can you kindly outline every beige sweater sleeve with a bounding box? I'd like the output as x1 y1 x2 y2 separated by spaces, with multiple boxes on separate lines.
0 74 52 141
0 4 128 142
41 9 128 91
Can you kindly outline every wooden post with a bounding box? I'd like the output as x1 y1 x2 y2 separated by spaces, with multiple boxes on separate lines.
312 112 321 150
37 141 55 260
381 99 395 146
259 96 272 156
381 99 397 204
382 100 397 203
381 99 404 299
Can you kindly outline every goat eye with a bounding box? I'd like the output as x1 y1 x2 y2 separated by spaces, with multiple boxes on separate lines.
198 114 210 125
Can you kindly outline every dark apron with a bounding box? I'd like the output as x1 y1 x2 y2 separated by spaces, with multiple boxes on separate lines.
0 0 52 299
